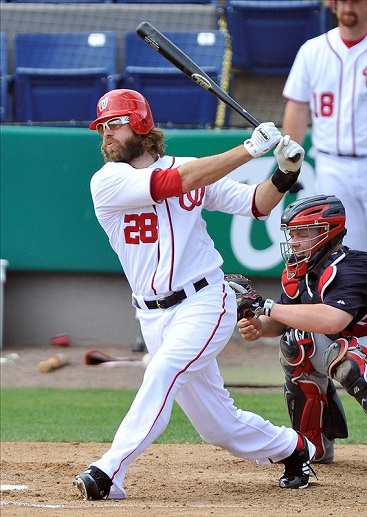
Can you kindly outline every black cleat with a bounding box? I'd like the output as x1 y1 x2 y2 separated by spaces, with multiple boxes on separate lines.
74 466 112 500
279 433 317 489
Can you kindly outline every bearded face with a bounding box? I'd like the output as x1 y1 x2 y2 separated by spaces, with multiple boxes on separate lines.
336 0 365 28
339 10 358 27
101 132 145 163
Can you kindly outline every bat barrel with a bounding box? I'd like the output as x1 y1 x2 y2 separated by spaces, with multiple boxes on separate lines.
136 21 259 128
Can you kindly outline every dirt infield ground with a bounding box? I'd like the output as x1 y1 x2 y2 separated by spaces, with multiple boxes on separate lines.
1 442 366 517
1 341 366 516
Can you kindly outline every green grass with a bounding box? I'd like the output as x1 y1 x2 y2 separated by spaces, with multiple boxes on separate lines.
1 388 365 444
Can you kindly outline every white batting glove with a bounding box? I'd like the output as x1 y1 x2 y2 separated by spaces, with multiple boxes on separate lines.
274 135 305 173
243 122 282 158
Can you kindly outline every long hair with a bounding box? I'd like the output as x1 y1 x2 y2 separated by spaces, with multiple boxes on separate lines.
143 127 165 158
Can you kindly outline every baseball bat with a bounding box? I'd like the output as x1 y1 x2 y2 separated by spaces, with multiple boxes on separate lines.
84 349 151 369
38 352 72 373
84 349 141 365
136 22 300 162
136 21 259 127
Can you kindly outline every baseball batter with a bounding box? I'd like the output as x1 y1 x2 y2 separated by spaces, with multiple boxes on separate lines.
74 88 316 500
282 0 367 251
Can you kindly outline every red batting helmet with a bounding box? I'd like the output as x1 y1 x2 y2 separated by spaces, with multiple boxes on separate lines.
89 89 154 134
280 195 346 278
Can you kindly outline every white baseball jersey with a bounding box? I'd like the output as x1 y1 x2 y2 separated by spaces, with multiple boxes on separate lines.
283 27 367 251
283 27 367 156
91 155 258 298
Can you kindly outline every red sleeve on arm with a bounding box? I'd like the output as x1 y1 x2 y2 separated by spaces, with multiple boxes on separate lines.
150 168 183 201
251 185 268 219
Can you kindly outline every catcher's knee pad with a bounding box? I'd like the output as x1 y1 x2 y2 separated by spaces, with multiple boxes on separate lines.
284 378 332 462
280 328 315 380
324 337 367 414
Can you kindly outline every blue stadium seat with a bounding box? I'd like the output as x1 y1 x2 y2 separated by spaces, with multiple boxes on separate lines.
226 0 324 75
10 0 113 3
14 32 119 124
115 1 211 3
0 33 10 123
124 30 229 128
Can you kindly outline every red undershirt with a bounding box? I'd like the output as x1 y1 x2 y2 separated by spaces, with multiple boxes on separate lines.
341 35 366 48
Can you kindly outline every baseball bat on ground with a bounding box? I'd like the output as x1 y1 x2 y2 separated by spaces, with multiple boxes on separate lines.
84 349 151 369
38 352 72 373
136 22 300 162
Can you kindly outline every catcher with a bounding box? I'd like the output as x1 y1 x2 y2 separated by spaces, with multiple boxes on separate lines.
227 194 367 464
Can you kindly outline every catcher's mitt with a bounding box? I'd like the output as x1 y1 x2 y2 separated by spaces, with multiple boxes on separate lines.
224 273 266 320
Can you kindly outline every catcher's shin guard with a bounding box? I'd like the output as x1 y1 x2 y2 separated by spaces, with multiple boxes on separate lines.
324 337 367 414
284 378 335 463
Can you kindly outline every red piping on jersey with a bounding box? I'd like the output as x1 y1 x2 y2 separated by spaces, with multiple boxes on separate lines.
150 206 159 295
110 284 228 481
150 249 159 295
149 157 178 294
350 52 367 156
326 33 344 155
149 200 175 295
165 199 175 292
351 62 356 155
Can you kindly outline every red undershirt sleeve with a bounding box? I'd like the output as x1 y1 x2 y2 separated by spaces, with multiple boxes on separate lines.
251 185 268 219
151 168 183 201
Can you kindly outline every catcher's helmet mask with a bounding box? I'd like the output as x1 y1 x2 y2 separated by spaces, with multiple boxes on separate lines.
90 89 154 135
280 195 347 278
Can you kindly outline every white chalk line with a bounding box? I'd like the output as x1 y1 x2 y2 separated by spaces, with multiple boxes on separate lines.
0 485 28 491
0 500 247 509
0 485 246 509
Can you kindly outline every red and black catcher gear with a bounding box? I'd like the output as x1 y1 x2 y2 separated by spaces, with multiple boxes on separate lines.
280 195 346 279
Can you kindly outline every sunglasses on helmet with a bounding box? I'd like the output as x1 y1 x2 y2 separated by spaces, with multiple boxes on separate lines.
96 116 130 135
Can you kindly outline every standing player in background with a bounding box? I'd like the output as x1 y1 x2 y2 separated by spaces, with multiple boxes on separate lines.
73 88 316 500
236 195 367 464
282 0 367 251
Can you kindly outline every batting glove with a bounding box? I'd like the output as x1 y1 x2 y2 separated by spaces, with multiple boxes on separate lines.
243 122 282 158
274 135 305 173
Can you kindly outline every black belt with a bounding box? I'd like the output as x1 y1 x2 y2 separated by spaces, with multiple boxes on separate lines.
319 150 367 158
136 278 208 310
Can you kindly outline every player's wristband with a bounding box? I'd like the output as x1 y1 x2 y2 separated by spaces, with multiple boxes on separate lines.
271 168 300 193
255 299 275 318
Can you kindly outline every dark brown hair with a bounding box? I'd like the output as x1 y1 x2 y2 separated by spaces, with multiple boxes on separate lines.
143 127 165 158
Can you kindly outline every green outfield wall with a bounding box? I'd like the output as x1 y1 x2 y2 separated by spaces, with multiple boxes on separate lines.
0 126 315 277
